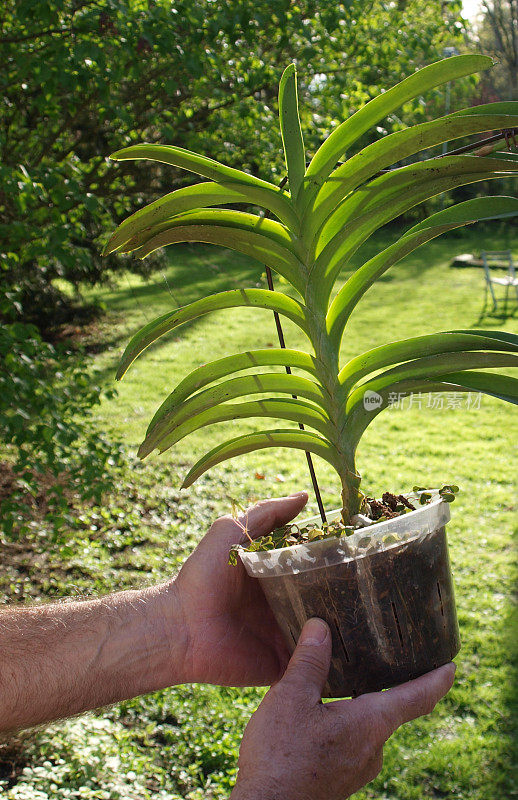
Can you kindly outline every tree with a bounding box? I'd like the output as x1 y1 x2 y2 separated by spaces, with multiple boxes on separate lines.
476 0 518 100
0 0 469 327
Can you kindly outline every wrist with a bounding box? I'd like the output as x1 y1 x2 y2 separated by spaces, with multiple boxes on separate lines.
130 578 191 691
93 579 190 698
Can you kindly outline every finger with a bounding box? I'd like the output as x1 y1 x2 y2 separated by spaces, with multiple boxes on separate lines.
280 618 331 704
238 492 308 540
200 492 308 557
353 663 456 738
381 663 456 729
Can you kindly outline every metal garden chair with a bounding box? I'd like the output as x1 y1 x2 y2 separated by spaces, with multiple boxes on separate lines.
481 249 518 310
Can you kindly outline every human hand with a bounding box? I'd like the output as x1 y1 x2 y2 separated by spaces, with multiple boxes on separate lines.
173 492 309 687
231 618 456 800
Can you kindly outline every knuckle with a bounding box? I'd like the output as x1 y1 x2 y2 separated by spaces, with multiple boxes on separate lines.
289 650 326 675
281 670 308 695
348 719 382 763
372 720 390 747
298 650 326 671
282 675 314 699
250 501 275 526
243 499 271 519
270 681 307 720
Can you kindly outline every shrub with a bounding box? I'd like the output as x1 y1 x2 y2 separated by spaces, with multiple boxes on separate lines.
0 322 124 539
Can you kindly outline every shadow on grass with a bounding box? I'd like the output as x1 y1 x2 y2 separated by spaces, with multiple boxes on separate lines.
83 306 212 387
472 286 518 326
107 245 265 312
87 245 267 374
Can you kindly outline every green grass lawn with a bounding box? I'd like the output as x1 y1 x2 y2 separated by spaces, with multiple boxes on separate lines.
3 226 517 799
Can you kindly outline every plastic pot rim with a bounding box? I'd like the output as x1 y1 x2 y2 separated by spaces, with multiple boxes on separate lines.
238 493 451 577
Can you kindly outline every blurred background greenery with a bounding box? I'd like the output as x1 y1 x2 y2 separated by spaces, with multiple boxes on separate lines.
2 0 515 329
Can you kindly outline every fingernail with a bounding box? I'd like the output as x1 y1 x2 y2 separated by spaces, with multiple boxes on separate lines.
289 491 308 498
300 618 328 645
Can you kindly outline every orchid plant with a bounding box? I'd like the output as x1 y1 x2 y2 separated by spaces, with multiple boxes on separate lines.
106 55 518 524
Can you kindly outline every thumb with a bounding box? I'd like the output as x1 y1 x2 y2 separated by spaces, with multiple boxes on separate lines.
281 618 331 703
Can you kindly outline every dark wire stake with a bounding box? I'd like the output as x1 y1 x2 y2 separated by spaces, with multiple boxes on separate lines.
367 129 518 182
263 175 327 524
264 266 327 523
439 127 518 158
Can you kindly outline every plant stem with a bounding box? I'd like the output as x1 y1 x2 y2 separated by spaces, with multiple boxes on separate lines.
264 264 327 524
340 468 363 524
303 292 363 523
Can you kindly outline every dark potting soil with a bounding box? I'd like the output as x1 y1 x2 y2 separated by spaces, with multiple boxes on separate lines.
258 525 461 698
364 492 415 520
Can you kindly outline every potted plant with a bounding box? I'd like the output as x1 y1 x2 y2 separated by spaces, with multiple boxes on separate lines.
105 55 518 697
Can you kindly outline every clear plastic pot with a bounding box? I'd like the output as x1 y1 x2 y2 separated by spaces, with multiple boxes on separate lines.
239 496 460 698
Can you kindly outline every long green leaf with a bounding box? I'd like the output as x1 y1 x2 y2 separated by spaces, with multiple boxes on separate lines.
279 64 306 205
327 197 518 347
406 195 518 235
450 329 518 346
338 331 518 395
120 208 297 254
143 373 331 455
487 151 518 162
110 144 298 228
116 289 310 380
344 377 464 447
314 155 518 257
121 212 306 294
301 54 493 210
451 101 518 117
430 370 518 404
345 372 518 450
181 429 340 488
145 398 334 457
303 113 518 238
145 348 324 432
104 183 257 255
313 175 514 312
346 352 518 414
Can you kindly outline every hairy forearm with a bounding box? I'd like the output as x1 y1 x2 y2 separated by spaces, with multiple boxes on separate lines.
0 581 188 732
